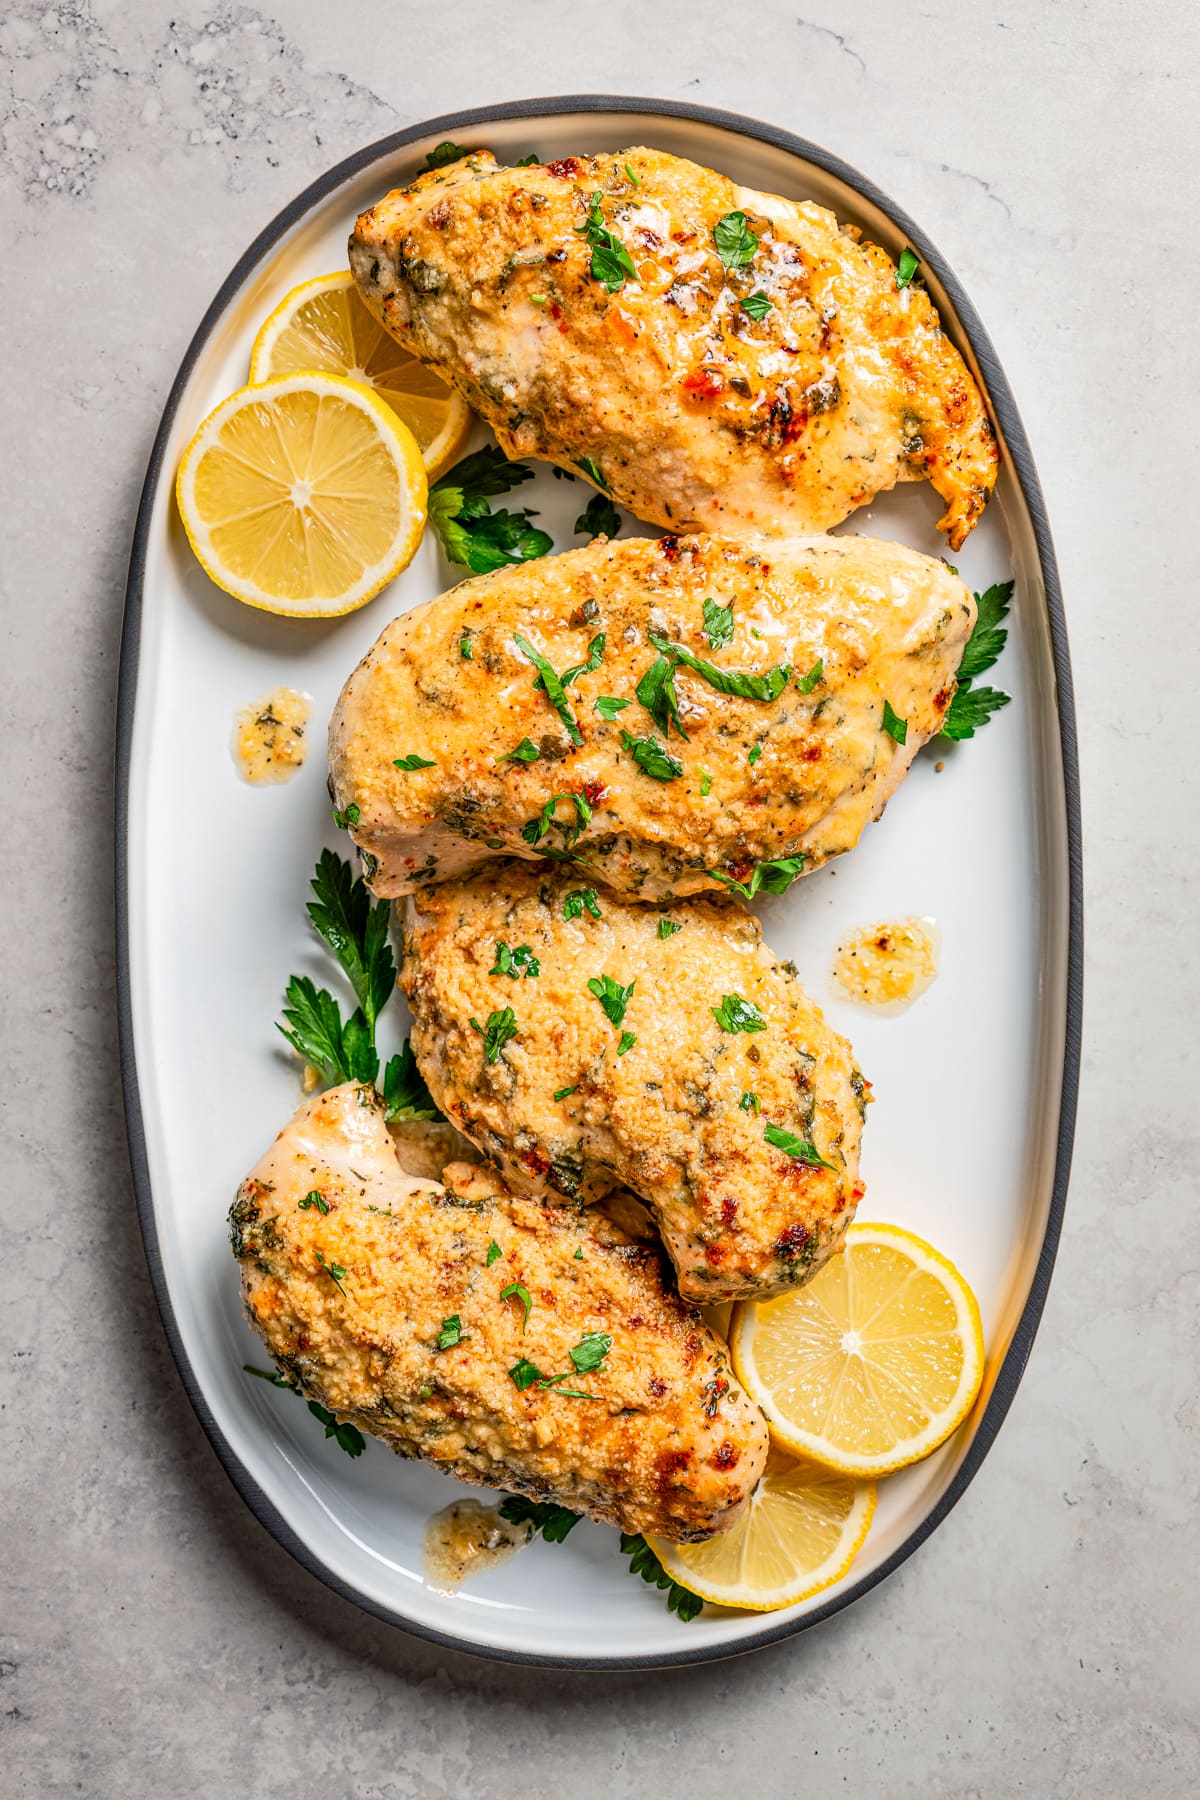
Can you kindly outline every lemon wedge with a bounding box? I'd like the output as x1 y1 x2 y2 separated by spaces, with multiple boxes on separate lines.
731 1221 985 1477
249 272 471 478
647 1454 875 1612
175 372 427 617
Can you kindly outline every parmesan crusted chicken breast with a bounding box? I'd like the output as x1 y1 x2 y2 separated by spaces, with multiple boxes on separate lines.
329 532 974 904
232 1082 767 1541
400 864 868 1302
349 146 996 547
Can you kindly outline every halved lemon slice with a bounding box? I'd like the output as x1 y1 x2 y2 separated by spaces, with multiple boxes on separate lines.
647 1455 875 1612
249 272 471 478
176 372 427 617
731 1221 985 1477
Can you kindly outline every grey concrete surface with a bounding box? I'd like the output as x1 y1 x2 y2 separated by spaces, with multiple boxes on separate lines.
2 1 1197 1795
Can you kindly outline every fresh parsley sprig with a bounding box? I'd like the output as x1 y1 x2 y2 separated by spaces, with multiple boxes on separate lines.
620 1533 703 1621
429 446 553 575
941 580 1013 741
576 492 621 539
278 851 443 1121
649 633 791 703
244 1365 365 1458
499 1494 583 1541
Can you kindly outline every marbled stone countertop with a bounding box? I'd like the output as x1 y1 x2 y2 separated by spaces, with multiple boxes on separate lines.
2 2 1196 1794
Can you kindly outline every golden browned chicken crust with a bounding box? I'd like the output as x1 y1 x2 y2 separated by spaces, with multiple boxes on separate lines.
400 863 868 1302
232 1082 767 1540
349 146 996 547
328 531 974 903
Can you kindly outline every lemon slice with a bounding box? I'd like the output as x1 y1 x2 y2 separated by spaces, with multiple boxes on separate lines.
647 1455 875 1612
249 272 471 478
731 1221 985 1477
175 372 427 617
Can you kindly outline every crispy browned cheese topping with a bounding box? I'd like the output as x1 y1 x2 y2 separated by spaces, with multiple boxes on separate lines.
349 146 996 546
231 1081 768 1542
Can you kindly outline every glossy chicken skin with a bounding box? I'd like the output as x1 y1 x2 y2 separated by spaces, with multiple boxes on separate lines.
328 532 974 903
349 146 996 547
400 864 868 1302
232 1082 767 1541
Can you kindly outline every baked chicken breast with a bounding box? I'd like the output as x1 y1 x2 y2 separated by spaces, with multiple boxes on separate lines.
349 145 997 547
232 1081 767 1541
329 531 973 904
400 863 868 1302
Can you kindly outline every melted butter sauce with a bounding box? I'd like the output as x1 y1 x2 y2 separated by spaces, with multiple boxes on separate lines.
423 1499 532 1592
232 686 312 784
832 916 941 1015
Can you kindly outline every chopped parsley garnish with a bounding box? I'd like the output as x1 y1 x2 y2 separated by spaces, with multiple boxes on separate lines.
702 597 735 648
553 1085 578 1102
657 918 683 939
636 653 688 740
707 855 806 901
576 492 621 539
393 753 436 770
298 1189 329 1214
560 632 606 688
459 632 473 660
499 1494 582 1540
332 802 360 829
575 192 636 292
620 1533 703 1621
509 1358 545 1391
514 152 539 167
881 699 908 745
521 790 590 848
575 455 609 490
490 941 541 979
487 1240 502 1267
470 1007 519 1063
763 1122 836 1169
740 1091 761 1114
498 737 541 764
748 741 763 766
617 1030 637 1055
429 446 551 575
713 210 759 269
739 290 773 319
587 973 635 1027
569 1331 612 1373
424 139 466 169
436 1314 466 1350
621 729 683 782
649 633 790 703
797 659 824 694
382 1039 444 1123
594 694 630 720
941 581 1013 740
623 162 640 187
563 887 602 921
513 632 583 744
574 1246 584 1259
700 770 713 797
500 1281 533 1332
896 245 921 289
712 993 767 1034
315 1250 347 1296
244 1367 364 1457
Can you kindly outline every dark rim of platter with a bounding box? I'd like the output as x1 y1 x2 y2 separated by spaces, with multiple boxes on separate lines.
116 95 1083 1672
